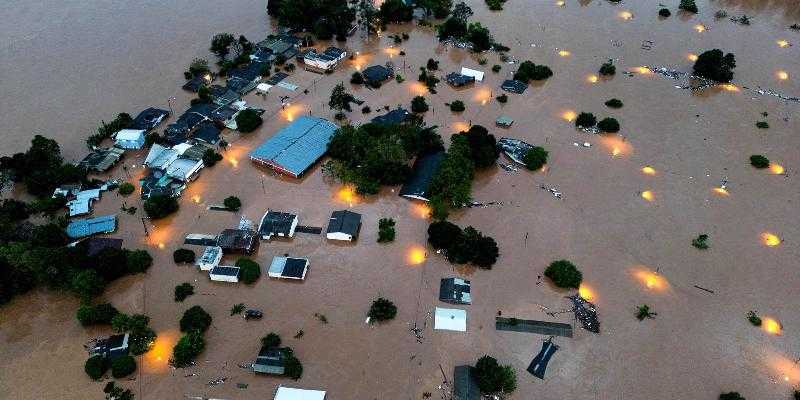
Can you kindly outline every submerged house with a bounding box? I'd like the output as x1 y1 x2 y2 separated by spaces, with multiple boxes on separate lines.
497 137 534 165
209 265 240 283
66 189 102 217
460 67 485 82
79 147 125 172
362 64 393 86
252 346 288 375
208 85 240 107
501 79 528 94
190 121 221 145
268 256 309 280
249 116 338 178
399 151 445 201
227 61 268 95
453 366 481 400
258 210 298 240
445 72 476 87
439 277 472 305
371 108 411 126
89 333 130 360
301 47 347 72
217 228 258 254
254 34 301 63
113 129 146 150
66 215 117 239
326 210 361 242
197 246 223 271
131 108 169 131
164 103 215 145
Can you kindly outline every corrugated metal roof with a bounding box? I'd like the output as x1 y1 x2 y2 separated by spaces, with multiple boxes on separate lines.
66 215 117 238
249 116 337 177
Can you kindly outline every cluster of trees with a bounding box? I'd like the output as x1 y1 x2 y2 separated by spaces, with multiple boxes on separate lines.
268 0 355 40
329 83 358 119
111 312 158 355
174 282 195 302
260 332 304 379
418 67 440 93
693 49 736 83
679 0 698 13
474 355 517 395
77 303 119 326
377 218 396 243
427 221 499 268
323 120 444 194
485 0 507 11
210 33 255 75
184 58 211 80
574 112 620 133
513 60 553 82
599 60 616 76
143 194 179 219
173 248 196 264
0 232 151 305
411 96 430 113
173 306 212 367
86 353 137 380
0 135 87 197
437 3 496 52
87 113 133 148
428 125 498 217
236 109 263 133
103 382 135 400
544 259 582 289
368 297 398 321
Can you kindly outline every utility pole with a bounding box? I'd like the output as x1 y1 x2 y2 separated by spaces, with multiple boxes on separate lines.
141 217 150 237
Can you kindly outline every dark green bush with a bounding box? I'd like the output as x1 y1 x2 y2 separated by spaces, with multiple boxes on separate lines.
755 121 769 129
172 330 205 367
411 96 429 113
496 94 508 103
236 109 263 133
605 99 623 108
693 49 736 83
599 60 616 76
223 196 241 211
575 112 597 129
377 218 396 243
368 297 398 321
659 8 671 17
173 248 195 264
261 332 281 348
679 0 698 13
597 117 620 133
544 260 583 288
118 182 135 196
513 61 553 82
143 194 178 219
111 355 137 378
180 305 212 333
85 355 108 379
174 283 195 302
350 72 364 84
236 258 261 284
749 155 770 169
77 303 119 326
450 100 466 112
474 355 517 395
522 147 548 171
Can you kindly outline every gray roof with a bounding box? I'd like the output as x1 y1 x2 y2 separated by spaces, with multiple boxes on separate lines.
79 147 125 172
249 116 338 178
399 151 445 201
258 211 297 238
453 366 481 400
66 215 117 239
439 277 472 304
446 72 475 87
371 108 411 126
363 65 392 83
327 210 361 237
268 256 308 279
253 347 286 375
216 229 258 254
501 79 528 94
210 265 240 277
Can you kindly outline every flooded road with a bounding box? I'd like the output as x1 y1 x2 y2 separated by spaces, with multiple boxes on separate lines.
1 0 799 399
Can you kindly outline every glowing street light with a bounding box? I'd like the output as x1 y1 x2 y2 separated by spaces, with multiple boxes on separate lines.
587 74 599 83
558 50 571 57
713 187 730 196
769 163 785 175
641 165 656 175
762 317 782 335
561 110 577 122
777 39 790 48
407 246 427 265
641 190 654 201
777 70 789 80
578 283 595 301
556 0 565 6
694 24 706 33
687 53 699 62
619 11 633 20
762 232 781 247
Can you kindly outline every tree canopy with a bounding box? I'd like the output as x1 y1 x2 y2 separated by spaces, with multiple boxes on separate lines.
693 49 736 83
324 120 443 194
474 355 517 395
144 194 179 219
462 125 499 169
180 305 213 333
236 109 263 133
514 61 553 82
522 146 548 171
236 258 261 284
368 297 398 321
427 221 499 268
274 0 355 40
544 260 583 288
0 135 87 197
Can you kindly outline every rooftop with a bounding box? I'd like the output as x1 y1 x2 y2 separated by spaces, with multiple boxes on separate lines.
258 210 298 239
66 215 117 239
216 229 258 254
327 210 361 236
399 151 445 202
249 116 338 178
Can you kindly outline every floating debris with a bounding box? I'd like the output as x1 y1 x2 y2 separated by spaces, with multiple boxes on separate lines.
540 185 562 199
567 294 600 333
497 137 535 165
208 377 228 386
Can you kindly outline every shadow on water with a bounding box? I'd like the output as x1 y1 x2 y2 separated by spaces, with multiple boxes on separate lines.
713 0 800 20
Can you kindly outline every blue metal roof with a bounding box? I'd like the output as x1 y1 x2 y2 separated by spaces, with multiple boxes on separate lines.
66 215 117 238
249 116 338 177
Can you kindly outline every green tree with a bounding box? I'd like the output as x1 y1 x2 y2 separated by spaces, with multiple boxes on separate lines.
180 305 212 333
172 330 205 367
223 196 242 211
693 49 736 82
466 22 493 52
428 220 463 250
329 83 355 113
261 332 282 348
284 350 304 380
378 0 414 23
85 355 108 380
599 60 616 76
236 109 263 133
522 146 548 171
350 71 364 84
126 250 153 274
143 194 179 219
605 98 623 108
210 33 236 60
544 260 583 288
636 305 657 321
111 355 137 378
474 355 517 395
173 249 196 264
174 283 195 302
463 125 499 169
514 61 553 82
719 393 745 400
103 382 134 400
749 154 770 169
597 117 620 133
77 303 119 326
449 100 465 112
368 297 397 321
452 2 473 22
692 234 709 249
411 96 429 113
377 218 396 243
118 182 135 196
679 0 698 13
236 258 261 284
71 269 106 302
575 112 597 128
202 149 223 167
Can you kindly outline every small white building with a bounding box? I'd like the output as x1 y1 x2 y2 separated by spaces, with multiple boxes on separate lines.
165 158 204 182
114 129 146 149
196 246 223 271
268 256 309 280
209 265 240 283
434 307 467 332
460 67 485 82
274 387 326 400
326 210 361 242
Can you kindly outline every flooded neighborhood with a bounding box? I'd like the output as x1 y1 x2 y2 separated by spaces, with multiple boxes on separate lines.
0 0 799 399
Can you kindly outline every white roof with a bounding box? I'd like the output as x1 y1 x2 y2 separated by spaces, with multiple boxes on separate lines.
256 83 273 93
166 158 203 181
274 387 326 400
144 144 179 169
460 67 485 82
115 129 146 141
434 307 467 332
173 143 193 155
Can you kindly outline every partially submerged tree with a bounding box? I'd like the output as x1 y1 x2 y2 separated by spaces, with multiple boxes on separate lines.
597 117 620 133
719 392 745 400
636 305 657 321
514 61 553 82
172 330 205 367
261 332 282 348
575 112 597 129
411 96 429 113
463 125 499 169
111 355 137 378
174 283 195 302
605 98 623 109
223 196 242 211
329 83 356 113
749 154 770 169
236 258 261 284
692 234 709 249
144 194 179 219
236 109 263 133
449 100 466 112
377 218 396 243
179 305 212 333
85 355 108 380
474 355 517 396
427 221 499 268
522 146 548 171
544 260 582 288
173 248 196 264
77 303 119 326
693 49 736 82
368 297 398 321
599 60 616 76
679 0 698 14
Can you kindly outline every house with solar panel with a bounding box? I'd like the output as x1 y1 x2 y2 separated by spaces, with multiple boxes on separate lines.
258 210 298 240
210 265 240 283
268 256 309 280
249 116 338 178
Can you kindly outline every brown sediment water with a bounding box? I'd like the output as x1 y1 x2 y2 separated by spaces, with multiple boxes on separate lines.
1 0 800 399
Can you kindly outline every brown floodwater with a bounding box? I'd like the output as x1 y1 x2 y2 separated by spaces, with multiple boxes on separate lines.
1 0 799 399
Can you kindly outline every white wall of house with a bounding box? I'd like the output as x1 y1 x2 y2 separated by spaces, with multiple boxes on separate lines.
326 232 353 241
